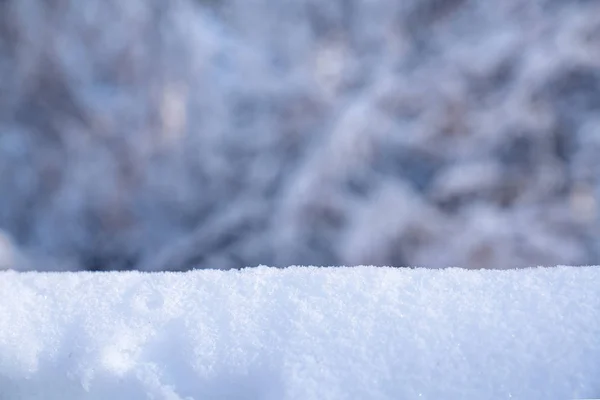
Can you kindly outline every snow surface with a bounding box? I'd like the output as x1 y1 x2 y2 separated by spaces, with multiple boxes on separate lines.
0 266 599 400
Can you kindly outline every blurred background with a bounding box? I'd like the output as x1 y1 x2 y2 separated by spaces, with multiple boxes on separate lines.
1 0 600 272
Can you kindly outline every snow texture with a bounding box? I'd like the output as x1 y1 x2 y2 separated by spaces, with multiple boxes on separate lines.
1 266 599 399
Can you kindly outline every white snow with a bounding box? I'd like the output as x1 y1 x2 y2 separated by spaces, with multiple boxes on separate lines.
0 266 599 400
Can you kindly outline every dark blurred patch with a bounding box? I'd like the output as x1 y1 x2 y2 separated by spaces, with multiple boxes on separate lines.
542 0 597 11
467 56 520 105
498 134 535 171
0 2 16 109
543 67 600 121
231 94 262 129
496 134 536 206
373 145 445 193
291 202 346 267
83 250 139 272
344 172 373 198
402 0 468 55
534 67 600 185
14 58 87 140
408 0 468 27
551 120 578 164
385 242 408 268
306 0 349 38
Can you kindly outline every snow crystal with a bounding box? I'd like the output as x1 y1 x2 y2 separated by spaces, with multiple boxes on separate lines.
0 266 599 399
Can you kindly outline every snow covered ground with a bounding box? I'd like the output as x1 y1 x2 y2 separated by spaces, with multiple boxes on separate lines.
0 266 599 400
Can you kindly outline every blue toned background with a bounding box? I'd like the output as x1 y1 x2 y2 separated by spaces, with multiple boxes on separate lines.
1 0 599 271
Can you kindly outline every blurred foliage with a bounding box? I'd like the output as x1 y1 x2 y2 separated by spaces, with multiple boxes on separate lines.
1 0 600 271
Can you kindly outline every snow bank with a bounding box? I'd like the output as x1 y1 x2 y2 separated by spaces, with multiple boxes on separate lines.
0 266 599 400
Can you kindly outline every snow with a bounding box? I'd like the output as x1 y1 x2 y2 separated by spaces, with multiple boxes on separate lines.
0 266 599 400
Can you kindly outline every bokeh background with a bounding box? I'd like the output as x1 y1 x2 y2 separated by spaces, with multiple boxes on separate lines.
1 0 600 271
